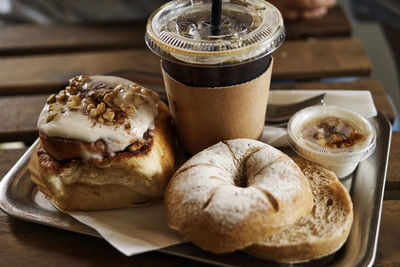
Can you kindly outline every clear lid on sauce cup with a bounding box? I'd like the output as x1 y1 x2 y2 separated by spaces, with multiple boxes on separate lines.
287 105 376 176
145 0 285 65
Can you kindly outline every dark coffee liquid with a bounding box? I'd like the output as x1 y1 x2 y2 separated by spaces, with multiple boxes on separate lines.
162 55 271 87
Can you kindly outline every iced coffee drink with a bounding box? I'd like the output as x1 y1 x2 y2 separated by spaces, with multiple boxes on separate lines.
145 0 285 154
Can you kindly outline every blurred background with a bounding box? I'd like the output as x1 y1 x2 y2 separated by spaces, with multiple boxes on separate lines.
340 0 400 130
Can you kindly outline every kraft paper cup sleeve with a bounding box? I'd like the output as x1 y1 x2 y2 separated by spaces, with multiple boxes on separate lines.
162 58 274 155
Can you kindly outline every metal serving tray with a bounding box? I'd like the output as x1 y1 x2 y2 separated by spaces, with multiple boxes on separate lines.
0 112 392 267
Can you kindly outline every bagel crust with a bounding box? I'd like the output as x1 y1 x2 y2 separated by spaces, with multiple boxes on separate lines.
164 139 313 253
244 158 354 263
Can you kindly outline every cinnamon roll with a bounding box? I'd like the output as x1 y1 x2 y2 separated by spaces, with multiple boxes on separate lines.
30 75 175 211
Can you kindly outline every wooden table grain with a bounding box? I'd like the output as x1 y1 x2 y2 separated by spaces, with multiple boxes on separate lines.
284 6 352 39
0 4 398 266
0 6 351 55
0 38 371 96
0 6 351 57
0 216 200 267
386 131 400 191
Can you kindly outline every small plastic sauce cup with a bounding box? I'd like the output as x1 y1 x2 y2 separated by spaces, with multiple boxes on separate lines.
287 105 376 178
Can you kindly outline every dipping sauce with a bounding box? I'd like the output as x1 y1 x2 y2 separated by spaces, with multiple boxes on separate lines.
287 105 376 178
301 116 366 149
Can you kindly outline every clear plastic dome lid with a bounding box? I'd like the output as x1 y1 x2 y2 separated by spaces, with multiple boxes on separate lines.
145 0 285 65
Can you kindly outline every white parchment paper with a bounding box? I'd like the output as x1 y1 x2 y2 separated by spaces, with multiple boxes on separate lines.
67 203 184 256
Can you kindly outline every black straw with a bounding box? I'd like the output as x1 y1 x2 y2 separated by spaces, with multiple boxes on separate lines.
211 0 222 35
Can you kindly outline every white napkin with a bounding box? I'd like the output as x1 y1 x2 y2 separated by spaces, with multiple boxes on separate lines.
261 90 377 147
67 203 184 256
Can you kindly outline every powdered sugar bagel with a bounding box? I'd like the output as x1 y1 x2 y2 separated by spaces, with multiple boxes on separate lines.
164 139 313 253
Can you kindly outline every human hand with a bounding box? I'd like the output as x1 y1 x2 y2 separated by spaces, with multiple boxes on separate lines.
268 0 337 20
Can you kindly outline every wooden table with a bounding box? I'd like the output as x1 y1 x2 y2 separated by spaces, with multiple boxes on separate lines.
0 5 398 266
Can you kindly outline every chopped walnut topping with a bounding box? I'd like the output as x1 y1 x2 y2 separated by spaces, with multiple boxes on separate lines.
89 102 106 119
48 103 62 113
44 76 159 128
102 108 115 121
86 103 95 112
82 97 94 109
66 85 78 95
46 113 57 123
89 109 98 119
97 102 106 113
56 90 67 102
66 95 81 108
46 94 56 104
121 103 136 115
103 90 118 107
46 103 63 122
64 75 91 97
69 75 91 89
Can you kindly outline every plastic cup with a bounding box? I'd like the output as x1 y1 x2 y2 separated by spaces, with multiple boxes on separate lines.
287 105 376 178
145 0 285 154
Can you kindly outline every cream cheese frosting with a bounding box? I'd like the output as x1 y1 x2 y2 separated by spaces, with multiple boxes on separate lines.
37 75 159 157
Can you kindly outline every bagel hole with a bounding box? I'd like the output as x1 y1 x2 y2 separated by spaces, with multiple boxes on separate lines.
233 157 247 188
232 147 262 188
222 141 246 188
233 173 247 188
